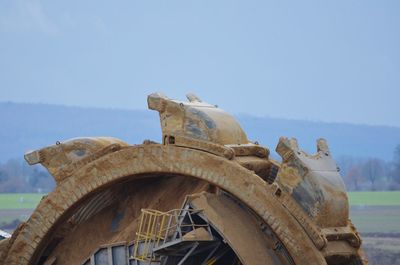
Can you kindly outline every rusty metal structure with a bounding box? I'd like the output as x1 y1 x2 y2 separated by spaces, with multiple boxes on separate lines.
0 93 367 265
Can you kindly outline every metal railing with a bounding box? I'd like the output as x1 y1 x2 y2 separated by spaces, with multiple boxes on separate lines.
131 207 209 262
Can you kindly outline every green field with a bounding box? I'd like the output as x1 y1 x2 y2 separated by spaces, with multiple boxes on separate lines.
348 191 400 206
347 191 400 234
0 193 44 209
0 192 399 234
350 205 400 233
1 192 399 210
1 192 397 263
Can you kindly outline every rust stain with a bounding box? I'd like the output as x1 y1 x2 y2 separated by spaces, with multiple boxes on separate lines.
1 93 367 265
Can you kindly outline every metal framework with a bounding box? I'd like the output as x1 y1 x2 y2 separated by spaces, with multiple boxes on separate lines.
131 206 213 263
0 93 368 265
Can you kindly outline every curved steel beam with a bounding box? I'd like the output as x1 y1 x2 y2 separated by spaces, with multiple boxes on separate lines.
4 144 326 265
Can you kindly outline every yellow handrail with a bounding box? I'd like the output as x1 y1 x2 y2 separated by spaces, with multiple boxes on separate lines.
131 208 207 261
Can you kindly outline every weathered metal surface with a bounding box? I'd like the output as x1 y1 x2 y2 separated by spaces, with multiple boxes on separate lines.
276 137 349 228
1 93 367 265
148 93 248 145
3 145 326 265
189 192 293 265
24 137 128 183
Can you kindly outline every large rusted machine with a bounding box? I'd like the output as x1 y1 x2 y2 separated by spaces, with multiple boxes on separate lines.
0 93 367 265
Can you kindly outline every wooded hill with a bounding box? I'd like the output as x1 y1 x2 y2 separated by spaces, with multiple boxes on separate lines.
1 101 400 192
1 101 399 162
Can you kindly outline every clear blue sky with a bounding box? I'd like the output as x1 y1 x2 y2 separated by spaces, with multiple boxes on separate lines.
1 0 399 127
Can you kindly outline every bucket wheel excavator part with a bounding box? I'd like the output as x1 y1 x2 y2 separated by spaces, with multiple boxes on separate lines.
0 93 367 265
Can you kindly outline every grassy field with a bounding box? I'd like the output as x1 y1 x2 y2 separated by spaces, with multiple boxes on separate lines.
1 191 398 210
348 191 400 206
347 191 400 234
0 192 399 234
350 205 400 233
0 193 44 209
1 191 398 264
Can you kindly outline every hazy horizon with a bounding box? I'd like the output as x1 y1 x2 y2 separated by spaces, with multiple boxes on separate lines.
2 99 400 130
1 1 399 127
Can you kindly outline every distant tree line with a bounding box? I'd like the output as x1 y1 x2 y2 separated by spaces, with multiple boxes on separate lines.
0 145 400 193
0 159 54 193
338 144 400 191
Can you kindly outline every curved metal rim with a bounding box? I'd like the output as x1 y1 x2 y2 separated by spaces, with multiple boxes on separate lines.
4 144 327 265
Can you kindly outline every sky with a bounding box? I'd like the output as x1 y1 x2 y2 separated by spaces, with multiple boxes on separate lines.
0 0 399 127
